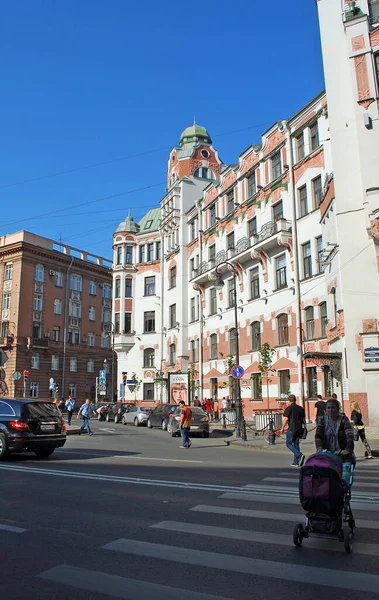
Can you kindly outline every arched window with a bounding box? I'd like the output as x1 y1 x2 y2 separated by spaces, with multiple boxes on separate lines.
169 344 176 366
305 307 315 340
115 278 121 298
35 264 44 282
277 313 288 345
143 348 155 368
229 328 237 356
193 167 216 180
251 322 261 351
320 302 328 337
210 334 218 359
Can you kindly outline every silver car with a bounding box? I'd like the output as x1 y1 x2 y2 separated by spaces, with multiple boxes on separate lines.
121 406 150 427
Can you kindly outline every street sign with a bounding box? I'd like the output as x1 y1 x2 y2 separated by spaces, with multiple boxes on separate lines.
0 380 8 395
13 371 21 381
99 369 107 384
127 380 136 393
0 349 8 367
231 365 245 379
49 377 55 384
99 391 106 396
99 384 106 392
364 347 379 363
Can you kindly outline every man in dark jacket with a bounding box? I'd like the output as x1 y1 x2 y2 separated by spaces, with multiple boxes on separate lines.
281 394 306 468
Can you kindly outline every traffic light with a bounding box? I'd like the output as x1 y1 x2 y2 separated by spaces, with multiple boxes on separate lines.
122 372 127 386
23 370 29 383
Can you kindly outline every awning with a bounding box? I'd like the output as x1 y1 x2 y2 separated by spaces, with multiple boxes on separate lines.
303 352 342 361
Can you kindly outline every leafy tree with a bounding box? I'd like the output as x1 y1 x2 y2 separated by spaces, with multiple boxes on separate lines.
257 343 276 411
223 355 236 403
130 372 142 401
187 364 199 405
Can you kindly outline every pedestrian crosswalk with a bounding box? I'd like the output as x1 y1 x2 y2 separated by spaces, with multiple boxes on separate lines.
36 462 379 599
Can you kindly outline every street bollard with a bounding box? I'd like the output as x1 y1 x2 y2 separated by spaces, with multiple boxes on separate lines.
222 413 226 429
268 418 276 445
241 418 247 442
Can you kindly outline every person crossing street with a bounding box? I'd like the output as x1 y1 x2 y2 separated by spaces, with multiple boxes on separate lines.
77 398 97 436
281 394 306 467
178 400 192 449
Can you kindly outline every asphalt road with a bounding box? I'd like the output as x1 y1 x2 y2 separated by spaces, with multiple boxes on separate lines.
1 420 379 600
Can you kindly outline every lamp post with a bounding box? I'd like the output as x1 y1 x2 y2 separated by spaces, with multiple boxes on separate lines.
103 321 115 402
213 262 246 441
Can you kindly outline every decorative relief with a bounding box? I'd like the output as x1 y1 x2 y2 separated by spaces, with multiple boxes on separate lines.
354 55 371 102
352 35 365 52
326 312 345 342
220 170 237 192
3 281 11 292
362 318 378 333
262 130 285 157
240 150 260 176
251 249 269 283
34 282 43 293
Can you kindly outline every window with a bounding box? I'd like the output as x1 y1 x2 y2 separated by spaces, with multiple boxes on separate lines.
51 355 59 370
102 308 111 324
316 236 324 273
34 294 43 311
0 322 9 337
70 357 77 372
190 297 196 322
303 242 312 279
89 281 96 295
30 382 39 398
115 278 121 298
194 167 215 179
227 189 235 213
209 245 216 264
3 292 10 310
143 348 155 368
190 340 196 363
69 384 77 397
139 245 146 263
32 323 41 338
126 246 133 264
209 204 216 227
101 335 111 349
250 267 260 300
143 383 155 401
70 274 82 292
144 276 155 296
279 370 291 397
229 328 237 356
306 367 318 397
156 241 161 260
210 334 217 359
54 299 62 315
276 254 287 289
69 301 81 318
252 373 262 399
271 151 282 180
320 302 328 337
125 278 132 297
35 264 44 282
277 313 289 345
147 243 154 261
87 359 95 373
228 278 236 307
144 311 155 332
88 332 95 346
299 185 308 217
31 354 39 369
52 326 60 342
209 287 217 315
4 263 13 280
114 313 120 334
169 266 177 288
273 201 283 222
251 322 261 351
189 220 196 241
102 284 112 299
248 171 256 198
305 307 315 340
89 306 95 321
227 233 235 252
369 0 379 22
169 343 176 365
313 176 323 208
248 217 257 237
296 133 305 161
310 122 319 151
55 272 63 287
116 246 122 265
68 328 80 344
169 304 176 328
124 312 131 333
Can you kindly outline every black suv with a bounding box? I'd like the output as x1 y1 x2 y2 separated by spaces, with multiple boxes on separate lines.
0 398 67 459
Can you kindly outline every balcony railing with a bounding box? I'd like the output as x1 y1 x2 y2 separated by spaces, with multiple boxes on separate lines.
30 337 49 348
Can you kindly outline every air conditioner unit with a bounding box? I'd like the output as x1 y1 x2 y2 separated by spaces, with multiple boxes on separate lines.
44 332 50 338
48 270 56 276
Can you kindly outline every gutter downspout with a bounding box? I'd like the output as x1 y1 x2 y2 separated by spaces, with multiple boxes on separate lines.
195 200 203 402
159 231 165 403
284 123 304 407
62 256 74 398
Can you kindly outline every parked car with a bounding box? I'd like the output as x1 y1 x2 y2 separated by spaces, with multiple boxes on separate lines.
167 406 210 438
107 403 135 423
147 404 178 430
121 406 151 426
0 398 67 459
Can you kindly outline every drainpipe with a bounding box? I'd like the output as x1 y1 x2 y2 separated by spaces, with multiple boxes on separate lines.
62 256 74 398
196 200 203 402
159 231 165 403
283 123 304 407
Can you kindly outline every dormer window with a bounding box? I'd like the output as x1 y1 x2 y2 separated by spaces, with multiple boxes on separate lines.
145 220 153 229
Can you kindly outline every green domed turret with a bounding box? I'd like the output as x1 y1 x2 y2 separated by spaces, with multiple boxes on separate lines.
179 123 211 145
115 214 140 234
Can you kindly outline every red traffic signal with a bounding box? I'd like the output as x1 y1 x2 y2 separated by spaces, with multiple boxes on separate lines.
23 370 29 377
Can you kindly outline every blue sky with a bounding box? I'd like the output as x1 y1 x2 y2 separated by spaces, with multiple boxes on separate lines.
1 0 324 259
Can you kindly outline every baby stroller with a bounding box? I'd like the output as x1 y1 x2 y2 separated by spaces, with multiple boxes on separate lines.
293 451 355 553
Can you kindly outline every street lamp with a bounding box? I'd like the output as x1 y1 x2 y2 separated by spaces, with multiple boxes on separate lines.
213 262 246 441
103 322 115 402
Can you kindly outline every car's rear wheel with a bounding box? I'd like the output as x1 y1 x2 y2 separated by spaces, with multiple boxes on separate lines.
0 433 8 460
147 419 152 429
106 414 110 422
134 418 139 427
114 415 119 424
34 447 55 458
161 419 167 431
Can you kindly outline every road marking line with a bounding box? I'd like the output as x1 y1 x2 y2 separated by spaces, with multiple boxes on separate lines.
219 492 379 511
0 523 27 533
189 504 379 529
37 564 227 600
151 520 379 556
102 538 379 593
263 476 379 488
113 456 204 464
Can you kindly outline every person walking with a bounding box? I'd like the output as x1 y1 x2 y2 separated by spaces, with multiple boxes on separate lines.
205 399 213 422
350 401 373 459
65 395 75 426
77 398 97 436
314 395 326 424
315 397 354 457
281 394 306 468
178 400 192 449
193 396 200 407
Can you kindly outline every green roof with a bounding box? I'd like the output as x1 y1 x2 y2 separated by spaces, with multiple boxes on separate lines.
138 208 161 234
179 123 211 145
115 214 140 234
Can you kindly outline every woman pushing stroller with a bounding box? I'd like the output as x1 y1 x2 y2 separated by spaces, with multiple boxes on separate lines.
315 398 355 461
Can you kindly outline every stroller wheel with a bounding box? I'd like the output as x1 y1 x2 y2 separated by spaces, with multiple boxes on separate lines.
293 524 304 547
343 526 354 553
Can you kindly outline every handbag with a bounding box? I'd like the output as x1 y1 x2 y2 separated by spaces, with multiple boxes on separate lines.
301 424 308 440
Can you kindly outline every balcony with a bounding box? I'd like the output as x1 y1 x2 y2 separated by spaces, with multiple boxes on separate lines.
29 337 49 349
113 332 139 351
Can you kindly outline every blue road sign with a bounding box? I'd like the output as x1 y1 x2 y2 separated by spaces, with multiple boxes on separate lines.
231 365 245 379
99 369 107 384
